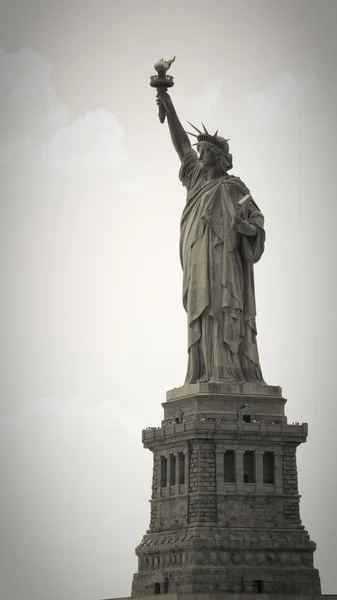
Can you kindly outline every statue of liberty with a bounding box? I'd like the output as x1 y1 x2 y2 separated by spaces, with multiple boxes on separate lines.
153 62 266 385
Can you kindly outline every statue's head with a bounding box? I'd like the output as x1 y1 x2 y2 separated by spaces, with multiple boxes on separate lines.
186 122 233 171
197 139 233 172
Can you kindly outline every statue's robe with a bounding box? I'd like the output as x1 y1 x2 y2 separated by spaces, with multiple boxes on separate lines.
179 149 265 384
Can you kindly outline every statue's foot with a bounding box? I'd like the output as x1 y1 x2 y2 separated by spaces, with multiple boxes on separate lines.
197 374 211 383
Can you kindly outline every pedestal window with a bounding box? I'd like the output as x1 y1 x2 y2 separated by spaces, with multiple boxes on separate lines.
263 451 274 484
178 452 185 484
169 454 176 486
160 456 167 488
224 450 236 482
243 451 255 483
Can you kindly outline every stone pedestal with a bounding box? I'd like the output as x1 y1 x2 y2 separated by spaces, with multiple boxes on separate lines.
131 383 321 596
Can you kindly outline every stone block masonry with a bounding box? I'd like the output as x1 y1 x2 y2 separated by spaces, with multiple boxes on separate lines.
131 383 321 597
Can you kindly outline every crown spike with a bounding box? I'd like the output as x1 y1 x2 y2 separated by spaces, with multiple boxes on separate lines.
185 131 199 138
201 122 209 135
186 120 203 134
213 130 218 138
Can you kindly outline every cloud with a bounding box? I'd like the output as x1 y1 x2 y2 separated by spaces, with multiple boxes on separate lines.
0 48 127 172
0 48 67 165
0 393 147 600
245 70 319 122
48 109 127 172
191 77 223 121
0 392 142 444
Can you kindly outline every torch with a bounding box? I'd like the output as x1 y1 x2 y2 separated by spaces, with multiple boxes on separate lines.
150 56 175 123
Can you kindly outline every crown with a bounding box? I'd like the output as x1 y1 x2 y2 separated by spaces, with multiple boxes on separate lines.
185 122 230 151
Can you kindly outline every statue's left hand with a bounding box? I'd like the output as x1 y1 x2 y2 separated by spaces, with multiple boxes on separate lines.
232 214 256 236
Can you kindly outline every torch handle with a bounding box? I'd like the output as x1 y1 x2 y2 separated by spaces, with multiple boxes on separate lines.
157 87 167 124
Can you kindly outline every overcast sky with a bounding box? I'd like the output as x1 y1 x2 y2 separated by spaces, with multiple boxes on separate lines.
0 1 336 599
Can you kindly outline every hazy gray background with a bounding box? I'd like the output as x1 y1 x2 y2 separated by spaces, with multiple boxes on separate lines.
0 1 336 599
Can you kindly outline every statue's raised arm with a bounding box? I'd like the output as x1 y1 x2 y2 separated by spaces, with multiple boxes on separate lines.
157 90 192 161
150 57 191 161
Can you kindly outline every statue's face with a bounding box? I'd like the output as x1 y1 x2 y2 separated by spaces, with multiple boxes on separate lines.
198 142 217 167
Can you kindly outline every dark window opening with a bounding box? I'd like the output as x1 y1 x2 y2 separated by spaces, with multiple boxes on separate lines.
160 456 167 488
164 578 168 593
224 450 235 483
243 414 252 423
154 583 161 594
243 451 255 483
175 417 180 424
263 451 274 484
169 454 176 486
178 452 185 484
252 580 264 594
